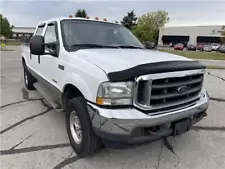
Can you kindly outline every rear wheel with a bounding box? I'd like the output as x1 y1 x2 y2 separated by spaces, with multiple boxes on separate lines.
66 97 102 157
23 67 36 90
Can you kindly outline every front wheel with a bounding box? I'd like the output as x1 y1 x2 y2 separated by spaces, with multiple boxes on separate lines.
66 97 102 157
24 67 36 90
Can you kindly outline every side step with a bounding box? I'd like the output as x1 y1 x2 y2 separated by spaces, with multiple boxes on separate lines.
34 82 63 111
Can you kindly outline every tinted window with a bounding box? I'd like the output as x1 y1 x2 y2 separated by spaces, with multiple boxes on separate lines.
36 26 44 35
44 25 57 43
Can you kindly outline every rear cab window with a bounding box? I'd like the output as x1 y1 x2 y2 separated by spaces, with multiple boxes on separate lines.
35 23 46 35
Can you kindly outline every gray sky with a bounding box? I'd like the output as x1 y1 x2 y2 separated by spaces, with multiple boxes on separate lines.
1 0 225 27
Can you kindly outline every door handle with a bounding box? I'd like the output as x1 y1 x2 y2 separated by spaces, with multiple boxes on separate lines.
38 55 40 64
58 64 64 70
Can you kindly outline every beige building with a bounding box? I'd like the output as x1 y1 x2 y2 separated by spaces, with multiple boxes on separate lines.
12 27 36 40
158 25 224 46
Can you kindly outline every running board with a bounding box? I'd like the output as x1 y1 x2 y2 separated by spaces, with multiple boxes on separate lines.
34 82 63 111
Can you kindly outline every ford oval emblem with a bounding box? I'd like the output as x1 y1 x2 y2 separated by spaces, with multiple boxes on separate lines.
177 86 189 93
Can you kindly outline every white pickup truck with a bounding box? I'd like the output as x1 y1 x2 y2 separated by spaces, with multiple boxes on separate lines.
21 17 209 157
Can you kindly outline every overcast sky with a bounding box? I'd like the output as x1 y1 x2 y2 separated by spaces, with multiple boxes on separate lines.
1 0 225 27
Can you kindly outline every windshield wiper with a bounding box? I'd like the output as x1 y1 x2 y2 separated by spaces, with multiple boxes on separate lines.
70 44 119 49
114 45 145 49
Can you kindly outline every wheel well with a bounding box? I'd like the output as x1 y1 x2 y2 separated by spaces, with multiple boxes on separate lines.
62 84 84 109
22 57 26 67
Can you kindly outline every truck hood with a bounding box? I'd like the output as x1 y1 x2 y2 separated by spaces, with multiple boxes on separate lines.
72 49 192 73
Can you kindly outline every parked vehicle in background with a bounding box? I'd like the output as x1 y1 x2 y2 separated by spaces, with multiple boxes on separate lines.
186 44 196 51
203 44 212 52
21 17 209 157
211 43 220 51
145 41 156 49
217 45 225 53
197 43 204 51
174 43 184 50
169 42 177 47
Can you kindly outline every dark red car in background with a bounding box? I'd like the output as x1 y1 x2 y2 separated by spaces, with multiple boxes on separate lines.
174 43 184 50
197 43 204 51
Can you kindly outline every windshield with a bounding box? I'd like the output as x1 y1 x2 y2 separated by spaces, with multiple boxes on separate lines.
61 19 144 51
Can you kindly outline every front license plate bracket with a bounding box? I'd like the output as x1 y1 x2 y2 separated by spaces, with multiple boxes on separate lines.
173 119 191 136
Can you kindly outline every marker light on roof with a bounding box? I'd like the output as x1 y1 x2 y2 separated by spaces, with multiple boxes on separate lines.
115 21 118 23
69 15 73 18
103 18 107 21
95 17 99 20
86 16 90 19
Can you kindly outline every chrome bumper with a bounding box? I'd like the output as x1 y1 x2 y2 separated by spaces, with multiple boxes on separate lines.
87 89 209 143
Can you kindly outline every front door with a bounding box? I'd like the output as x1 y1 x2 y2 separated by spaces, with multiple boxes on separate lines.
37 21 62 96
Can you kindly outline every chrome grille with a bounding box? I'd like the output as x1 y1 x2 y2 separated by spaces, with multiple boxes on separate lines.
134 69 204 113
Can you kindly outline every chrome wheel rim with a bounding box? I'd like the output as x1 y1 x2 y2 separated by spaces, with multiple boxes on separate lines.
24 71 28 85
70 110 82 144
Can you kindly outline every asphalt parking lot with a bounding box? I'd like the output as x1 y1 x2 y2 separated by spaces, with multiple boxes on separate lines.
1 46 225 169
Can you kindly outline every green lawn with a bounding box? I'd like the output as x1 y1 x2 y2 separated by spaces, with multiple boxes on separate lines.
206 65 225 70
159 49 225 60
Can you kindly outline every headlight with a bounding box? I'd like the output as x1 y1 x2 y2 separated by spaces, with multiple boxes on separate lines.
96 82 133 106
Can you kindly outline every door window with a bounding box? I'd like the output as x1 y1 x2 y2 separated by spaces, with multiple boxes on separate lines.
45 25 57 43
44 24 57 51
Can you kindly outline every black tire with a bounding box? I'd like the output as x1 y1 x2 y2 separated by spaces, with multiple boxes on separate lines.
66 97 102 157
23 67 36 90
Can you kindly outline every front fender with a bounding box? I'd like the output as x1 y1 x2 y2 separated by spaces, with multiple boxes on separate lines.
60 72 108 102
21 45 31 67
59 51 109 102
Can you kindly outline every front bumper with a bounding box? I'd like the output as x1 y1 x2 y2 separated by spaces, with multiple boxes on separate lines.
87 89 209 144
188 48 196 50
204 48 212 52
212 48 218 51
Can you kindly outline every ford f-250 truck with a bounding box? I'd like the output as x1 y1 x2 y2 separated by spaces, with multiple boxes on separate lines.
21 17 209 157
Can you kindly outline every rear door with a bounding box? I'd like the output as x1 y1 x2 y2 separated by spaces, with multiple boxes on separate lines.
30 24 46 72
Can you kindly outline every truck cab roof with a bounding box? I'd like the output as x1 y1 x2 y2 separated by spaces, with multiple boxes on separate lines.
37 17 120 27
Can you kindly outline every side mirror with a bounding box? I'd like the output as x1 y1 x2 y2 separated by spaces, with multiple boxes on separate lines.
30 35 45 55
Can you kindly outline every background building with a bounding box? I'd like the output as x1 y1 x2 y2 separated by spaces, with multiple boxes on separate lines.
158 25 223 46
12 27 35 40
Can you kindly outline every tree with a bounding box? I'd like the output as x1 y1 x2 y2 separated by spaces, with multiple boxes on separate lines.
121 10 137 30
0 14 13 38
75 9 87 18
132 10 169 43
221 26 225 44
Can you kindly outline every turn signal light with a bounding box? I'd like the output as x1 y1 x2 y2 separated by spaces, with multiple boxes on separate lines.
96 97 103 105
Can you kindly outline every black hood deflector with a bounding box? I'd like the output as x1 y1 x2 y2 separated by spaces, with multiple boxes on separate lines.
107 61 206 82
